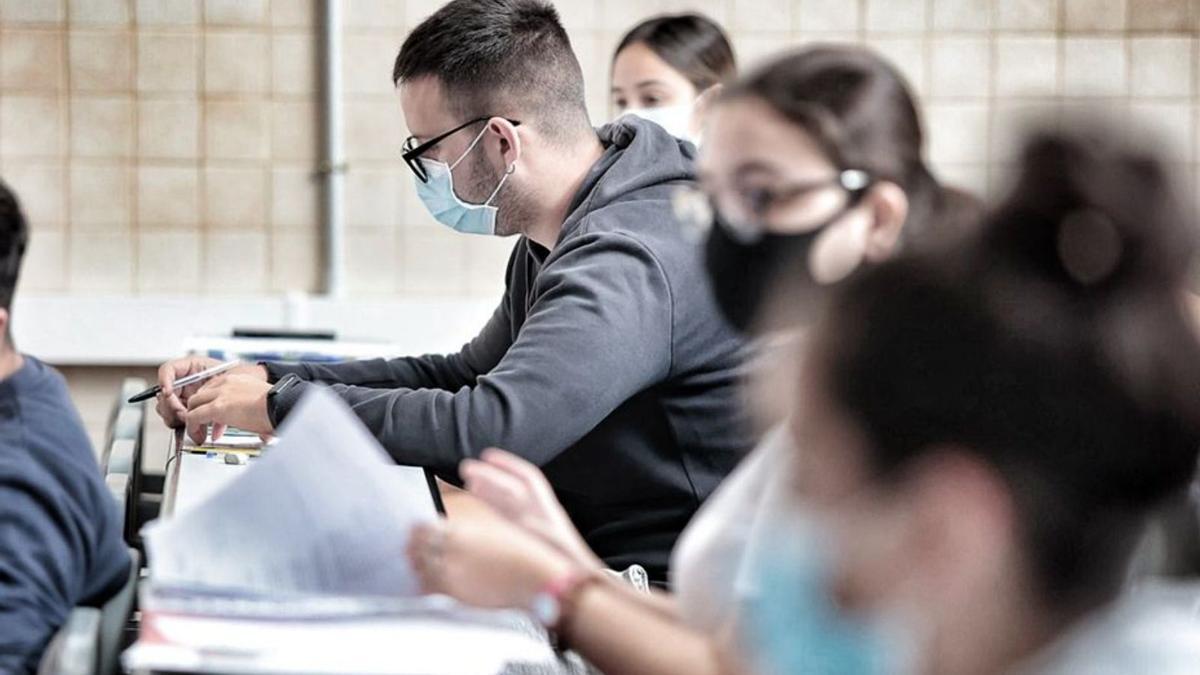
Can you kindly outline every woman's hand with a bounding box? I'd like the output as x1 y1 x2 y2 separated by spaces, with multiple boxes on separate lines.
461 448 604 570
407 515 574 610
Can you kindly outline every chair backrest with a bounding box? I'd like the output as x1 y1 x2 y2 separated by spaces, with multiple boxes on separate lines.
97 548 140 675
37 607 100 675
101 378 148 545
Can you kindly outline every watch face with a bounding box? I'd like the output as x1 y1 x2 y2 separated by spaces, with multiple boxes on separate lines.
530 592 560 628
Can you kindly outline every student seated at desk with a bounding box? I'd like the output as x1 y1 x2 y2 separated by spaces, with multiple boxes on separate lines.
152 0 751 585
610 13 735 143
0 180 129 673
405 46 982 675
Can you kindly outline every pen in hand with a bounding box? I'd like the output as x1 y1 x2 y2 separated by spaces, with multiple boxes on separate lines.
127 360 242 404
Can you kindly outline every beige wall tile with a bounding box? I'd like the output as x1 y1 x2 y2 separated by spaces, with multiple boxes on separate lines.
137 230 201 292
995 0 1059 30
70 95 133 158
870 37 927 97
926 101 989 165
270 232 319 292
1063 37 1129 96
19 230 66 292
405 0 448 29
69 161 131 229
930 37 990 99
138 98 200 159
462 236 513 297
1 30 64 90
344 166 399 229
202 231 267 292
204 31 268 94
400 231 466 295
69 30 132 92
0 95 64 157
270 0 313 28
865 0 927 33
271 100 317 160
345 99 402 161
1064 0 1126 31
732 0 791 33
797 0 861 32
595 0 664 33
68 232 133 292
555 0 598 31
135 0 198 26
137 32 198 92
204 0 266 26
989 99 1059 162
1129 101 1194 162
1 0 65 23
933 162 989 198
204 164 267 229
3 162 66 227
270 166 318 229
995 35 1060 97
345 229 397 294
68 0 129 25
342 33 400 95
271 32 315 95
733 34 796 70
1128 0 1193 31
932 0 991 31
344 0 405 29
660 0 731 23
137 164 199 228
1130 37 1194 97
204 100 269 160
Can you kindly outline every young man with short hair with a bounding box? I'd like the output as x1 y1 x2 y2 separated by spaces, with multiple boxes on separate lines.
155 0 751 584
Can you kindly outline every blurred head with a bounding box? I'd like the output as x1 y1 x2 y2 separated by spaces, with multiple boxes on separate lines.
0 180 28 349
696 45 978 333
611 13 735 141
394 0 593 237
756 125 1200 674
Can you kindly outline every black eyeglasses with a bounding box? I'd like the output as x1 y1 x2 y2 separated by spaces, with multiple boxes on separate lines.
401 117 522 183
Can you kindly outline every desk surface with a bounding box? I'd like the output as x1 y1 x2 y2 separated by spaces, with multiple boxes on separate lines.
161 430 253 519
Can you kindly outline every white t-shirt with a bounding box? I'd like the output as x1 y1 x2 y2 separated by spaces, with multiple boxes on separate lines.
669 425 792 633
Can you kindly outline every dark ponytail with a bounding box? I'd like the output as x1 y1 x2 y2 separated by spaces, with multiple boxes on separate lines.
722 45 980 244
822 122 1200 613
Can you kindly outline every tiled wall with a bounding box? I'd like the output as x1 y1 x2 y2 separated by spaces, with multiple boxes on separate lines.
0 0 1197 303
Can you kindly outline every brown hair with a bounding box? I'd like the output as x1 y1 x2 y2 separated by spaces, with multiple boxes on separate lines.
614 14 736 93
722 45 979 243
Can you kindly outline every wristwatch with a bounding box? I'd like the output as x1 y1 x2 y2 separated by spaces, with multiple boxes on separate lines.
265 373 302 428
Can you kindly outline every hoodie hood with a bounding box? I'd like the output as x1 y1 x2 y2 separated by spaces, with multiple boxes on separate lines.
559 115 696 243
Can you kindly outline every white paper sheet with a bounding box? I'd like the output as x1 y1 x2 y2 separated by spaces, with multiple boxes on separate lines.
144 387 438 597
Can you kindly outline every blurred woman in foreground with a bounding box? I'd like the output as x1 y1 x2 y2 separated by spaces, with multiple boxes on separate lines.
745 126 1200 674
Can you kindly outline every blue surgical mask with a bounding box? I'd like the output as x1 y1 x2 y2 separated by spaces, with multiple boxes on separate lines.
744 516 915 675
414 127 514 236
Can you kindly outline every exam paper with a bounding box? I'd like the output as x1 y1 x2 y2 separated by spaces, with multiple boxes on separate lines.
144 387 438 597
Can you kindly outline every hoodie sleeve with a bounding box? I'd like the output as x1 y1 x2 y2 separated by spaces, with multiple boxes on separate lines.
269 231 673 473
262 296 513 392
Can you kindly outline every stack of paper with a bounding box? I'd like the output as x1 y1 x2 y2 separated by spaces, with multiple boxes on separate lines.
135 388 555 673
145 387 437 596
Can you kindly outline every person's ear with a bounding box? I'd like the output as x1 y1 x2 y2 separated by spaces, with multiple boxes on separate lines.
0 308 11 349
691 83 723 139
487 117 522 171
903 449 1016 588
862 181 908 262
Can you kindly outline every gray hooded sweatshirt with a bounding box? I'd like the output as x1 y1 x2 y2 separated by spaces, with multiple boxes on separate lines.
265 116 753 582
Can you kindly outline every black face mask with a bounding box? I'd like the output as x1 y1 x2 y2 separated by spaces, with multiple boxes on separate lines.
704 221 823 334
